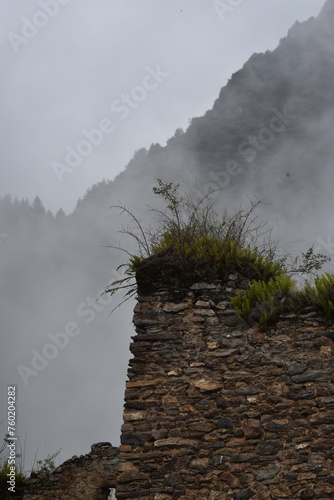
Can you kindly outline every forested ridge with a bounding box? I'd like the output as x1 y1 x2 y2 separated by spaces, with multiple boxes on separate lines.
1 0 334 467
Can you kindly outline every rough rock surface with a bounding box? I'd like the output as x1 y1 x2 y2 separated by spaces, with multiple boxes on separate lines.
116 278 334 499
23 442 119 500
23 276 334 499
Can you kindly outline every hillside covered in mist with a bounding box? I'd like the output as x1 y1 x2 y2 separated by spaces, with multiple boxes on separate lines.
73 0 334 218
2 1 334 242
1 0 334 467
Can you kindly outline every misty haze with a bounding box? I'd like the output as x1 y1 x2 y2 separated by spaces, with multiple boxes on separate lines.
1 0 333 489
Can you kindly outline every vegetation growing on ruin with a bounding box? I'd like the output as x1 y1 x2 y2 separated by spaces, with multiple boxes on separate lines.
232 274 297 326
106 180 284 303
0 430 61 500
0 460 26 500
232 248 333 327
106 180 331 326
0 435 26 500
304 273 334 318
233 257 334 327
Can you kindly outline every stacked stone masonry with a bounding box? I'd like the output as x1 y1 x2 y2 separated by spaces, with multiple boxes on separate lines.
23 276 334 499
23 443 119 500
117 277 334 500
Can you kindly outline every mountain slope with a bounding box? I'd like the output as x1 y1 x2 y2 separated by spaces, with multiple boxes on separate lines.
1 0 334 468
73 0 334 220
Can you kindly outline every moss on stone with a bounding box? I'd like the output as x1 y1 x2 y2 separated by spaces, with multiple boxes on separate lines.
133 233 283 294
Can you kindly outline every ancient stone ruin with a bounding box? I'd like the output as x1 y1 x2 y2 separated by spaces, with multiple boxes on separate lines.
24 273 334 499
23 443 119 499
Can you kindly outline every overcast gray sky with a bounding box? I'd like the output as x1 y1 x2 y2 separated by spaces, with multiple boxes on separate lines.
0 0 325 214
0 0 328 474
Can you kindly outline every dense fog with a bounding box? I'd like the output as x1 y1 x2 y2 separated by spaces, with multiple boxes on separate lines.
1 0 332 471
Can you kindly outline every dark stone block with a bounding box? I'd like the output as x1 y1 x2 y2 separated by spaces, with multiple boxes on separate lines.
325 331 334 341
217 417 233 428
216 398 229 409
121 433 152 446
263 422 285 433
286 362 307 376
233 489 255 500
164 473 183 487
151 486 175 494
256 441 283 455
124 401 154 410
116 491 151 499
282 472 298 481
154 429 169 440
256 465 280 481
237 407 249 413
300 488 316 499
230 454 258 463
291 370 330 383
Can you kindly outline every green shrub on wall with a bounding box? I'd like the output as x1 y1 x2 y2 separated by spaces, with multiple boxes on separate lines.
232 274 297 326
106 180 282 301
106 180 331 325
304 273 334 318
232 271 334 327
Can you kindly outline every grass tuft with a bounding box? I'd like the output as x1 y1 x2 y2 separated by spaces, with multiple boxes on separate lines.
105 180 330 324
232 274 297 326
303 273 334 318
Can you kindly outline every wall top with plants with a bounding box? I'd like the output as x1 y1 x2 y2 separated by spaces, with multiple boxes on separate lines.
106 180 332 328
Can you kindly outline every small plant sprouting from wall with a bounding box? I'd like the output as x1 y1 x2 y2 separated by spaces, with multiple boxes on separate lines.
105 180 283 304
304 272 334 318
232 263 334 328
105 179 331 326
32 449 61 473
289 247 330 275
232 274 297 327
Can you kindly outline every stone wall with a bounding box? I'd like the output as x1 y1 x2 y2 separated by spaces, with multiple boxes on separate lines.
116 276 334 499
23 442 119 500
23 274 334 499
